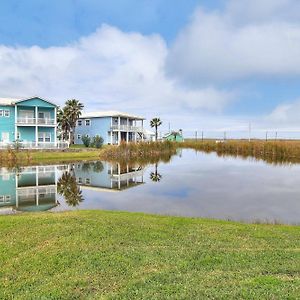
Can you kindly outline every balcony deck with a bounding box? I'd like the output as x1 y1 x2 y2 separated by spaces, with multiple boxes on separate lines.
110 125 143 132
16 118 56 126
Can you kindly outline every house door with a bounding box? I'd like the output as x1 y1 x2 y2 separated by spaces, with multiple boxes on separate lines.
38 132 51 143
1 132 9 143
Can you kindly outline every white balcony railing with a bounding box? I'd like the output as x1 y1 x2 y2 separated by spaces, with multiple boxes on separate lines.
16 117 36 124
17 186 56 197
16 118 56 125
37 118 56 125
111 125 143 132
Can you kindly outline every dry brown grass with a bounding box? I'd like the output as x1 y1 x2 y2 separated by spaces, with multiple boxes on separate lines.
181 139 300 164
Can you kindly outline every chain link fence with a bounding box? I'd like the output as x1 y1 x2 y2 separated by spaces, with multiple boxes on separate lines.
158 130 300 141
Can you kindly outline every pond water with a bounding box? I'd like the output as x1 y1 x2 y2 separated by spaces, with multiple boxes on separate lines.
1 149 300 224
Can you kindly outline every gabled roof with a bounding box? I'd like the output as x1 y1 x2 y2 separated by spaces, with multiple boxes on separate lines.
163 131 183 138
0 96 57 107
80 110 145 120
15 96 58 107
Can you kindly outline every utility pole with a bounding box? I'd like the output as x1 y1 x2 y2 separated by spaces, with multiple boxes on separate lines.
168 122 171 134
224 131 226 141
266 131 268 142
275 131 278 141
195 131 198 140
201 131 204 142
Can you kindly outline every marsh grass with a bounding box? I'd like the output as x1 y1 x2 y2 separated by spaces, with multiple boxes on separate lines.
181 139 300 164
100 141 177 165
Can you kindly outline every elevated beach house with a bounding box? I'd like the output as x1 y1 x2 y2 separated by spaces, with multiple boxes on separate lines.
74 111 145 145
0 96 65 149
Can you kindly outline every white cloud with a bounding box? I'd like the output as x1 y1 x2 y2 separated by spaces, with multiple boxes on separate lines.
226 0 300 24
167 0 300 83
267 99 300 126
0 24 234 129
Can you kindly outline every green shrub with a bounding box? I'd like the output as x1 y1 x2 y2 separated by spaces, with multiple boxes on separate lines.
81 135 91 147
92 135 104 149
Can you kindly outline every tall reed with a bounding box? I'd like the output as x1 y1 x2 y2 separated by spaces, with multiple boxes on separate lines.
100 141 177 165
180 139 300 164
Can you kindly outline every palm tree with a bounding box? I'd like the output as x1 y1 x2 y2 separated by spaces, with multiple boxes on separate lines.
57 99 84 144
66 99 84 144
57 108 71 142
150 118 162 141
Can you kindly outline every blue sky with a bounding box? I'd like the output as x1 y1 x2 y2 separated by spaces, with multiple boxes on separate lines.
0 0 221 46
1 0 300 134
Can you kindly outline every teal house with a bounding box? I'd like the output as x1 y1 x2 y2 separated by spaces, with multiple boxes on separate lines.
163 130 184 142
0 96 66 149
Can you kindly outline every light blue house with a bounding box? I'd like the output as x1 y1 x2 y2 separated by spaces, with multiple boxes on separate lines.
74 111 145 145
0 96 65 149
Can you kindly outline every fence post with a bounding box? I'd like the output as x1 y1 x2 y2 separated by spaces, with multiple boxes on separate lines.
266 131 268 142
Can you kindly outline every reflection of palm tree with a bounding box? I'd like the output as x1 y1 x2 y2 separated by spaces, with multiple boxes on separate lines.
57 171 84 207
150 163 162 182
93 161 104 173
81 163 91 172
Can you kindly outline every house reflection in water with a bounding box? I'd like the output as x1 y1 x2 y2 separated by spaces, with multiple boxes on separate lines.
0 165 68 213
73 162 145 192
0 161 145 214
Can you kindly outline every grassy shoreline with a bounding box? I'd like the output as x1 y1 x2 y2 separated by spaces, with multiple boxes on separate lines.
0 210 299 299
0 141 177 166
2 140 300 166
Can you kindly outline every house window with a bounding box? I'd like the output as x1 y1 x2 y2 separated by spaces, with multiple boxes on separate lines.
0 110 3 117
5 195 11 203
77 134 82 140
77 120 82 126
85 119 91 126
38 112 50 119
78 177 82 184
85 178 91 185
16 132 21 140
0 196 4 203
4 110 10 117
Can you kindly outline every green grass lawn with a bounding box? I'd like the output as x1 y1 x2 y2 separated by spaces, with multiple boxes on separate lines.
0 211 299 299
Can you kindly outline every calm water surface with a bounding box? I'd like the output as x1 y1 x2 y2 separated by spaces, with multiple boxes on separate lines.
1 149 300 224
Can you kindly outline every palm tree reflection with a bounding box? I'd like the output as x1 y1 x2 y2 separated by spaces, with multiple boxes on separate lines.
57 171 84 207
150 163 162 182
